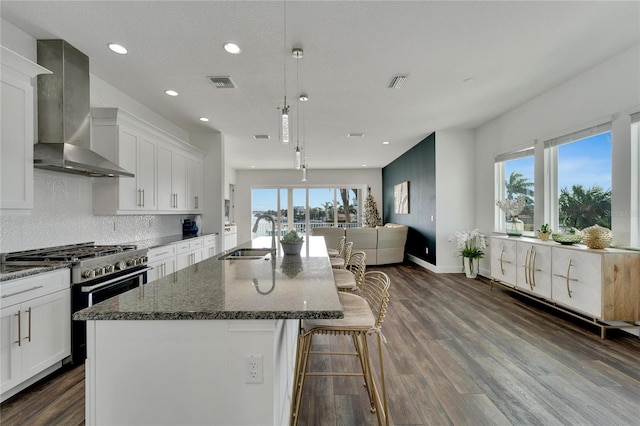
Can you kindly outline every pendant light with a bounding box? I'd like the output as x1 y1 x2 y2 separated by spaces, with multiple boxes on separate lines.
279 0 289 144
293 47 303 169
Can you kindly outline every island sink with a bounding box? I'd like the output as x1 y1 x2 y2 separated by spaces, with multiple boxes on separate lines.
217 248 274 260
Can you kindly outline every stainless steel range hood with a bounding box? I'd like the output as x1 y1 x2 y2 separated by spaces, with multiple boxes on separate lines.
34 40 134 178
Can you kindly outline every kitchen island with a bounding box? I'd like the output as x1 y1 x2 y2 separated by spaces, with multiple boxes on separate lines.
73 236 342 426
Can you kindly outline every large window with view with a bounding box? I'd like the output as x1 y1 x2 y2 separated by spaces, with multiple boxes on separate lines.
251 187 363 239
545 124 612 232
495 148 535 234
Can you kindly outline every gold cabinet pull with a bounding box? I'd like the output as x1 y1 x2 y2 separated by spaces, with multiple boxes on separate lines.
15 311 21 346
553 258 577 298
499 245 512 276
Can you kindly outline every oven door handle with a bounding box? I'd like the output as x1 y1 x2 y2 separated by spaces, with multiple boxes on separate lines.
80 267 152 293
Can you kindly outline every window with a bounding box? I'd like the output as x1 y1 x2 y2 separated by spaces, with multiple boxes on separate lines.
251 186 363 239
631 112 640 247
545 123 612 231
495 147 535 233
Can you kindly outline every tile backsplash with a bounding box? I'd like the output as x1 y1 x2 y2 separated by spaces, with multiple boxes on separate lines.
1 170 183 252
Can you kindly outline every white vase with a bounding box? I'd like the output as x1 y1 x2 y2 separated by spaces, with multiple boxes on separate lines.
463 257 478 279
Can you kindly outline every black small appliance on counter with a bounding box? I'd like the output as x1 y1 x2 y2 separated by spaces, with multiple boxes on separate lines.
182 219 199 236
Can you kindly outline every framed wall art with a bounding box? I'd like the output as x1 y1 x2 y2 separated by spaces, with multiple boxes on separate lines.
394 181 409 214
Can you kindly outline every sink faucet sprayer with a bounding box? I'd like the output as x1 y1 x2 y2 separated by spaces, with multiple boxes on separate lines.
252 214 276 251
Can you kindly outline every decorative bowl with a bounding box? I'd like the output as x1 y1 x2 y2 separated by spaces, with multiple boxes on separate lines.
551 232 582 245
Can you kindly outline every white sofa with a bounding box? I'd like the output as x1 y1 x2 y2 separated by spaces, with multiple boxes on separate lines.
312 224 408 265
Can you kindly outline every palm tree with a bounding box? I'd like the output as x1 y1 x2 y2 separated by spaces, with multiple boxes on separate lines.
321 201 333 222
559 184 611 229
339 189 358 224
505 172 534 203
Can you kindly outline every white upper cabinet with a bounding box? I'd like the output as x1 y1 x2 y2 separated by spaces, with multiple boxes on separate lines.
0 46 51 211
187 156 203 212
91 108 203 215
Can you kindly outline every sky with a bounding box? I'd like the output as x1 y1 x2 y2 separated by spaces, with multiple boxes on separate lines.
505 131 612 194
251 188 359 212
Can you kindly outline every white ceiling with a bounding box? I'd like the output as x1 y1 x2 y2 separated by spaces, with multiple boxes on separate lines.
2 1 639 171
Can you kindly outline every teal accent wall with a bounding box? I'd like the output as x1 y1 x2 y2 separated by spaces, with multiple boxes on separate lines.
382 133 436 263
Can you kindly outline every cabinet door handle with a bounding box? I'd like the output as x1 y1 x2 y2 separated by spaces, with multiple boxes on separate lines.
142 189 145 207
26 307 32 342
499 246 512 275
2 285 44 299
15 311 21 346
553 259 577 298
195 196 199 209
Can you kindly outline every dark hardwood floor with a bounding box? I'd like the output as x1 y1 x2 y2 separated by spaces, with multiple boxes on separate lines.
2 263 640 425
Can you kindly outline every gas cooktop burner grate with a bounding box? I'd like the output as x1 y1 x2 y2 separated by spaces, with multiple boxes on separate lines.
1 243 138 263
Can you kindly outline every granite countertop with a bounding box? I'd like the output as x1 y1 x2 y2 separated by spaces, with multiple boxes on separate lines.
73 236 343 321
0 263 71 282
129 232 218 250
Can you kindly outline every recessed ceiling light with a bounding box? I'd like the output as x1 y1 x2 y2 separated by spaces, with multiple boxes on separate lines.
199 117 209 122
382 141 390 145
463 77 476 84
361 164 367 167
347 133 365 138
250 165 256 168
165 90 178 96
299 94 309 102
108 43 127 54
224 42 241 54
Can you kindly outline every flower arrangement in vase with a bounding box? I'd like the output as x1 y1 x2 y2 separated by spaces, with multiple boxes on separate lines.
448 229 486 278
280 231 304 255
496 197 527 237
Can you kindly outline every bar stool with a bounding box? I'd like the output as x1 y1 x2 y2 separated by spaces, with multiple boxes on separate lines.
333 251 366 292
328 236 346 258
330 241 352 269
290 271 391 426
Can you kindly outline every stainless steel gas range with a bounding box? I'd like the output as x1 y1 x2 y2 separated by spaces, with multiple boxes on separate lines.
2 242 150 364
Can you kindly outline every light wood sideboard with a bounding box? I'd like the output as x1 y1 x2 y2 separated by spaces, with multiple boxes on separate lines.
490 235 640 338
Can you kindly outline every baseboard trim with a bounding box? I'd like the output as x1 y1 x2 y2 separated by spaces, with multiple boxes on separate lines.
407 254 490 277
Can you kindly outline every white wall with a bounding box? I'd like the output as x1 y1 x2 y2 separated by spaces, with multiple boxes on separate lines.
235 168 382 243
474 45 640 273
435 130 476 272
190 131 225 237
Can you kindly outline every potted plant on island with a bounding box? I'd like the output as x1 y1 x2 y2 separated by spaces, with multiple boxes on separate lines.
537 223 552 241
280 230 304 255
448 229 487 279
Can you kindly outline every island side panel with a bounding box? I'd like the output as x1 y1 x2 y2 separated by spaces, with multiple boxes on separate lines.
86 319 296 426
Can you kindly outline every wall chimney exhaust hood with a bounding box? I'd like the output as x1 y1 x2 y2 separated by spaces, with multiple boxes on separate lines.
34 40 134 177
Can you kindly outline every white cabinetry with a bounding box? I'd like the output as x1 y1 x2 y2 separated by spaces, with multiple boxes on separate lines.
157 144 187 211
202 234 218 260
187 157 203 212
1 269 71 401
223 225 238 251
91 107 204 215
516 241 552 299
490 236 640 336
0 46 51 210
176 238 204 270
490 238 517 286
147 244 177 282
92 108 156 213
551 249 603 318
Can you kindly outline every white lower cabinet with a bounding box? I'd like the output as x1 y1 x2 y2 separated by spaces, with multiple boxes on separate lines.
490 238 517 286
1 269 71 401
147 244 177 282
490 236 640 323
202 234 218 260
516 241 552 299
551 249 602 318
176 238 204 271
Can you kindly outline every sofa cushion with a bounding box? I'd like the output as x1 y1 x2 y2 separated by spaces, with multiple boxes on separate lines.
345 228 377 249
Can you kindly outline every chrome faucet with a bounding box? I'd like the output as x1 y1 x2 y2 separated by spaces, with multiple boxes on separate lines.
252 214 276 250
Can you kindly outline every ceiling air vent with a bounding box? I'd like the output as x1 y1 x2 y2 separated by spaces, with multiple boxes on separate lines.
208 76 236 89
388 74 408 89
253 135 271 140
